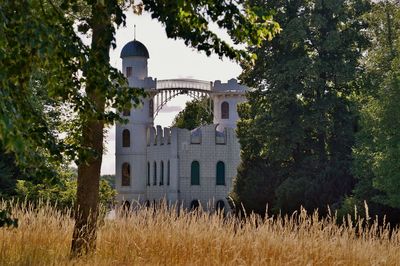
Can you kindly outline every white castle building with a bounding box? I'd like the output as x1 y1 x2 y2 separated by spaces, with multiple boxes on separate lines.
115 39 248 211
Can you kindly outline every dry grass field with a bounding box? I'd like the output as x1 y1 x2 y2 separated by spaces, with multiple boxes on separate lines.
1 201 400 266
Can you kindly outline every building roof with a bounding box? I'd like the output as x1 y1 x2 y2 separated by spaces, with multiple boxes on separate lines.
120 40 149 58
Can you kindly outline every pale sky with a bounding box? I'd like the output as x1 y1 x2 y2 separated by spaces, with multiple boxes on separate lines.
101 10 242 175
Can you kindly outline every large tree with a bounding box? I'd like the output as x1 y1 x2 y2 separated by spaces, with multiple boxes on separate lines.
349 0 400 222
172 97 213 130
232 0 370 215
0 0 280 256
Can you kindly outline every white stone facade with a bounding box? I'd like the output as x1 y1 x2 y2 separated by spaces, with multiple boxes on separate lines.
115 40 248 211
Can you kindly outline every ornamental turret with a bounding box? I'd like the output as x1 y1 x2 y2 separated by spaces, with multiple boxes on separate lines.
116 39 155 205
212 79 248 130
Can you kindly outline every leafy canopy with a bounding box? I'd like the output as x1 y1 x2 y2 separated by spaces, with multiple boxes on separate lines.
351 0 400 214
232 0 370 215
172 97 213 130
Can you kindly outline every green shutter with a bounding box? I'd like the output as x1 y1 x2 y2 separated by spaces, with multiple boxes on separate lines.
216 161 225 185
191 161 200 185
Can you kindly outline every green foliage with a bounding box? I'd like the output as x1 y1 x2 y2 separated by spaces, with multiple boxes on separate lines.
101 174 115 189
0 0 279 254
142 0 280 61
233 0 370 215
231 158 280 215
14 168 116 210
0 0 278 197
0 0 279 183
0 0 141 168
351 1 400 221
0 209 18 228
0 150 18 198
172 97 213 130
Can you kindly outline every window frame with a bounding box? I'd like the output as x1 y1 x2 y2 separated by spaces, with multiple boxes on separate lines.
191 161 200 186
147 162 150 186
122 129 130 147
126 66 132 77
160 161 164 185
221 101 229 119
167 160 170 186
153 161 157 185
121 162 131 186
216 161 225 186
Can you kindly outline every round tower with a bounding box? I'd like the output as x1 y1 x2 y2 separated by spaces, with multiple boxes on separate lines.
116 39 154 204
212 79 248 130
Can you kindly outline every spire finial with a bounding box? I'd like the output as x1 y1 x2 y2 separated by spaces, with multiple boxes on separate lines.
134 24 136 40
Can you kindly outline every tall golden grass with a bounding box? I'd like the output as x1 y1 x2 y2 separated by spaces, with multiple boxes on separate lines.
1 200 400 265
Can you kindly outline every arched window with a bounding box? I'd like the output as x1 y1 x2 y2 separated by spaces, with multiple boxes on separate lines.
191 161 200 185
221 101 229 119
122 109 130 116
126 66 132 77
147 162 150 186
167 160 170 186
216 161 225 185
149 99 154 118
160 161 164 185
121 163 130 186
216 200 225 212
122 129 130 147
153 161 157 185
190 200 200 210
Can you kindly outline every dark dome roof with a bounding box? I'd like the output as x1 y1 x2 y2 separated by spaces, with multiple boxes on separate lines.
120 40 149 58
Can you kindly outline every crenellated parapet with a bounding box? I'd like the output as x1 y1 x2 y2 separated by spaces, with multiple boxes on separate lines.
147 126 178 146
129 77 157 89
146 124 231 147
213 78 248 93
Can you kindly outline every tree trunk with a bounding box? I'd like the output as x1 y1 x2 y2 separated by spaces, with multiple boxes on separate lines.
71 120 104 256
71 1 111 257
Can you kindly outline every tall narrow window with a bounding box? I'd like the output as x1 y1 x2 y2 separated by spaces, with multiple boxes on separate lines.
123 109 130 116
160 161 164 185
126 67 132 77
153 161 157 185
147 162 150 186
122 163 130 186
216 161 225 185
122 129 130 147
191 161 200 185
167 160 170 186
149 99 154 118
221 101 229 119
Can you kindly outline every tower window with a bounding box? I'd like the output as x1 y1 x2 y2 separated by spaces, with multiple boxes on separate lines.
149 99 154 118
147 162 150 186
191 161 200 185
160 161 164 185
122 129 130 147
121 163 131 186
167 160 170 186
216 161 225 185
126 67 132 77
221 101 229 119
153 161 157 185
